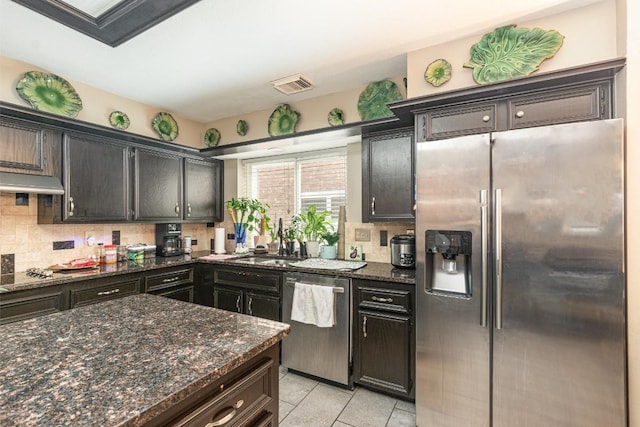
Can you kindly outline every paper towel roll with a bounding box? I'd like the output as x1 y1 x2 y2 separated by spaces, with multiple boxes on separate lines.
214 228 226 254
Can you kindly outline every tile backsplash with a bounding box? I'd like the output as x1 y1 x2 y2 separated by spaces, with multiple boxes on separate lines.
0 193 413 271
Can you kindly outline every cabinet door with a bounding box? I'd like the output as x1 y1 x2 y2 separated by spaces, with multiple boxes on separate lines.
362 128 414 222
184 158 223 221
245 291 280 321
134 148 182 221
0 117 61 176
70 276 140 308
416 101 500 141
507 82 610 129
63 133 130 221
214 287 243 313
355 310 412 397
149 284 194 303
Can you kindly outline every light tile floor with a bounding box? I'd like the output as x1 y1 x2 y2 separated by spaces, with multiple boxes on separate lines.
278 367 416 427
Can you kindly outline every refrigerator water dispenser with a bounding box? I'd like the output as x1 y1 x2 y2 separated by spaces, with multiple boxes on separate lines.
425 230 472 296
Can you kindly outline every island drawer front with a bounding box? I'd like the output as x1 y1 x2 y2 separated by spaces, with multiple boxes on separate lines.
214 268 281 294
357 286 412 315
145 267 194 292
0 290 66 324
174 358 274 427
70 278 140 308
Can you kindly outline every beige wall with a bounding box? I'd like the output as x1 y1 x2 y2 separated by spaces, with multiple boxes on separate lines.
201 77 407 146
0 56 204 149
407 0 617 98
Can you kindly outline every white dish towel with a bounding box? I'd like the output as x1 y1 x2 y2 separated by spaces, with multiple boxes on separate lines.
290 282 336 327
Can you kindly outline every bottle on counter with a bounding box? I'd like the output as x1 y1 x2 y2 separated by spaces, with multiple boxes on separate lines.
183 236 192 254
96 243 105 264
104 244 117 264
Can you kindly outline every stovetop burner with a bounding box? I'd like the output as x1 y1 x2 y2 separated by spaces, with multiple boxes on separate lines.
25 267 54 279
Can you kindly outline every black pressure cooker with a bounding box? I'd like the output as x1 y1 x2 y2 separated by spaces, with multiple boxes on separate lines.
390 234 415 268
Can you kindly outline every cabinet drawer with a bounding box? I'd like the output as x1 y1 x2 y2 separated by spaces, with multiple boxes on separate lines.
145 268 194 292
508 83 609 129
173 358 274 427
70 278 140 308
214 268 281 294
0 289 66 324
418 102 499 141
357 287 412 314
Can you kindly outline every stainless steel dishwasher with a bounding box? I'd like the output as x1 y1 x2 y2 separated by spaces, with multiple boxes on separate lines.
281 272 352 388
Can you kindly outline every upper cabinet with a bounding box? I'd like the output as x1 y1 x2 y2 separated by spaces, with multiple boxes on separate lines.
0 116 61 176
134 148 183 221
184 158 223 221
362 127 415 222
62 132 131 222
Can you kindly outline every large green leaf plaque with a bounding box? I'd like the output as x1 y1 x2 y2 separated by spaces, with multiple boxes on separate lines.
464 25 564 85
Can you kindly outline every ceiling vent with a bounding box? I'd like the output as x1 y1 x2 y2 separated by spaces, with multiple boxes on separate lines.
270 74 315 95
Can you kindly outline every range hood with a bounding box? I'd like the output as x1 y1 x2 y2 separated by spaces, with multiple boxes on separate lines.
0 172 64 195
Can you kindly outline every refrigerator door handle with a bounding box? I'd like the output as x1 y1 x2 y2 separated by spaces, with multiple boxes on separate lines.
480 189 488 327
495 188 503 330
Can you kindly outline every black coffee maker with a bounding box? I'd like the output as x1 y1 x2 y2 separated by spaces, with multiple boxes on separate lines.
155 223 182 256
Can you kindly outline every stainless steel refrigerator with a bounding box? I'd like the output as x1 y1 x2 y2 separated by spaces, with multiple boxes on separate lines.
415 119 626 427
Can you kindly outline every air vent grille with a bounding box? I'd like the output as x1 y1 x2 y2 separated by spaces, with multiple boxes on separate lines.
270 74 314 95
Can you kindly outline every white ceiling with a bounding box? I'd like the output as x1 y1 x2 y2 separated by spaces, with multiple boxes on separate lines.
0 0 596 124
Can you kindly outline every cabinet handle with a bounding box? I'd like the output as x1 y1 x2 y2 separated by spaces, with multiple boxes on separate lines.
235 295 241 312
162 276 180 283
175 203 180 215
371 296 393 303
515 110 525 118
363 315 367 338
206 406 237 427
248 297 253 315
69 196 75 217
187 203 192 216
482 115 491 123
371 197 376 215
97 288 120 296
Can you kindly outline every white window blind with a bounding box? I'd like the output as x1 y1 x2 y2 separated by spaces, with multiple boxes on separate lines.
243 149 347 229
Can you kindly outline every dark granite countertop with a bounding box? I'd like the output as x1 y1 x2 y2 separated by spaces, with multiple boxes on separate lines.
0 293 290 427
0 251 414 296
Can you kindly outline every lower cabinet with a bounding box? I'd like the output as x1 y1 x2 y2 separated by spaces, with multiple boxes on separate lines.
212 266 282 322
69 274 141 308
353 279 415 400
148 341 280 427
0 286 66 325
144 266 195 303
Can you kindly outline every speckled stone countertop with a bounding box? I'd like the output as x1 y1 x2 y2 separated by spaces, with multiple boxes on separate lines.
0 251 414 295
0 293 290 427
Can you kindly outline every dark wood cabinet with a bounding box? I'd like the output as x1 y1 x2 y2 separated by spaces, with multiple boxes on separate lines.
184 157 223 222
134 148 183 221
212 266 282 322
62 132 131 222
416 80 612 141
0 116 61 176
362 127 414 222
0 286 66 325
353 279 415 399
69 275 141 308
143 266 195 303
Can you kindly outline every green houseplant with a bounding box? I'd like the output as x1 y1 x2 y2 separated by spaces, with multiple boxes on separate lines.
299 205 334 257
225 197 270 253
319 231 340 259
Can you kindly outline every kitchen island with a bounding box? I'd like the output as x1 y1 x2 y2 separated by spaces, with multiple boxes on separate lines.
0 293 290 426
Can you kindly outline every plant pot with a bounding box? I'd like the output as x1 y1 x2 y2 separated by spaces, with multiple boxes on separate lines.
299 242 308 257
286 241 296 256
306 241 320 257
319 244 337 260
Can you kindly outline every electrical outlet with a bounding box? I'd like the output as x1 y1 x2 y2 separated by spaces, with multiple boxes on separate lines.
84 231 96 246
354 228 371 241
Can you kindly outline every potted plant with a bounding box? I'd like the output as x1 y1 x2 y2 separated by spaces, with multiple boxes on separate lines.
299 205 334 257
225 197 270 253
319 231 340 259
283 222 298 256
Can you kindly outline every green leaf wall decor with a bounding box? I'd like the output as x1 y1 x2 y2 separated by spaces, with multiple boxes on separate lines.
357 80 403 121
464 25 564 85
